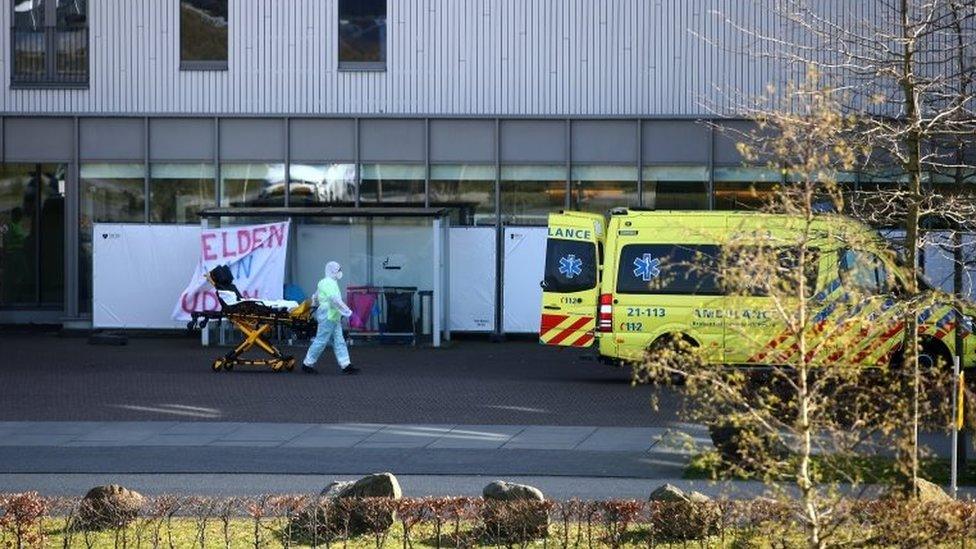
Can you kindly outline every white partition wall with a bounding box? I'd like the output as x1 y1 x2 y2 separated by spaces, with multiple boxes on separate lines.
92 224 201 328
502 227 548 333
449 227 496 331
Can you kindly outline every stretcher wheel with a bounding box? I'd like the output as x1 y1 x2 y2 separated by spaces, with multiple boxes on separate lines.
223 360 234 371
212 358 225 372
284 357 296 371
271 359 285 372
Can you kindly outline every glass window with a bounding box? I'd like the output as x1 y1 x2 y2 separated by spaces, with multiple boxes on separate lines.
289 163 356 206
0 163 65 307
12 0 88 86
839 249 889 295
79 163 146 312
571 165 638 215
180 0 228 69
220 163 285 207
338 0 386 69
430 164 496 226
642 166 709 210
500 165 567 226
616 243 722 295
360 164 425 205
713 167 782 210
150 163 216 223
543 238 597 293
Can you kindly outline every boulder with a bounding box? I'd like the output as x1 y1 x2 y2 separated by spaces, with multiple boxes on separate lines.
482 481 549 541
647 484 720 541
483 480 545 502
915 479 952 503
649 483 692 503
76 485 144 530
292 473 402 540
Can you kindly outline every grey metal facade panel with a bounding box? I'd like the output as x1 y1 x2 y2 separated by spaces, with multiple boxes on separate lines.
219 119 285 161
429 120 495 163
0 0 791 116
499 120 565 163
79 118 144 161
571 120 637 164
643 120 711 164
3 117 74 161
149 118 215 161
360 119 425 162
290 119 356 162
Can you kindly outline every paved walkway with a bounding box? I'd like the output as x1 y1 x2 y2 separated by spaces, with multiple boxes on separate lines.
0 421 708 451
0 421 709 480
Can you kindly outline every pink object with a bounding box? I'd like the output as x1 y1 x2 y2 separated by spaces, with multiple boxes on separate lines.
347 288 378 330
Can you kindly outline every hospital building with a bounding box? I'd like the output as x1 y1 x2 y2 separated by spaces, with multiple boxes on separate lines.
0 0 900 334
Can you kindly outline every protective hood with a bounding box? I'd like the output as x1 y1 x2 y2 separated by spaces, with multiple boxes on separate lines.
325 261 343 280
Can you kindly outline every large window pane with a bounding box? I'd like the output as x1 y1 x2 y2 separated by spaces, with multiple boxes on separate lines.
360 164 425 204
150 163 216 223
571 165 638 215
642 166 709 210
79 163 146 312
180 0 229 68
430 164 496 226
338 0 386 68
12 0 47 82
501 165 566 226
0 163 65 307
713 167 782 210
55 0 88 80
220 163 285 207
289 163 356 206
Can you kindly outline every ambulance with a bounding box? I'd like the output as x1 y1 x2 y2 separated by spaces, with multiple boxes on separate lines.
539 209 976 371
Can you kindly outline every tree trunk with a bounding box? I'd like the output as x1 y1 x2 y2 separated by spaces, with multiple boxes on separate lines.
898 0 924 498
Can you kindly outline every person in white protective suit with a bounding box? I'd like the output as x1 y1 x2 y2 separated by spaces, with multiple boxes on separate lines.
302 261 359 374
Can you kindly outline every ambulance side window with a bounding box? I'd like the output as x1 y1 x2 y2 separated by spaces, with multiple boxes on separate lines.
839 249 888 295
616 244 722 295
544 238 597 293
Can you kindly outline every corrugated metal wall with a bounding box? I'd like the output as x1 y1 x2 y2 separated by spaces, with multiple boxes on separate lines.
0 0 793 116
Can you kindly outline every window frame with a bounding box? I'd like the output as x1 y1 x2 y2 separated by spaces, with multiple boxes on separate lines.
178 0 229 72
337 0 387 72
10 0 89 89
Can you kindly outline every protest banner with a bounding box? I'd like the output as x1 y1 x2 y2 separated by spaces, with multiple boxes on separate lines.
173 221 290 321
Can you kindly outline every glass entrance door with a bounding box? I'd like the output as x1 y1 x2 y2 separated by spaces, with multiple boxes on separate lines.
0 164 66 308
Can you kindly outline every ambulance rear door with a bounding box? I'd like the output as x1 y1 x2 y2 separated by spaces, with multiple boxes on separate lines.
539 212 605 347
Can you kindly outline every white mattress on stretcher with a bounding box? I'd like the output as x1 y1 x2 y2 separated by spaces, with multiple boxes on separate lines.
218 290 300 312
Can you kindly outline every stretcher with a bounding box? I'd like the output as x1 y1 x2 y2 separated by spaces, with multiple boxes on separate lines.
187 265 317 372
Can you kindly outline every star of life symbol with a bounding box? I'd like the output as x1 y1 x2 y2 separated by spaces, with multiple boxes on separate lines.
633 253 661 281
558 254 583 279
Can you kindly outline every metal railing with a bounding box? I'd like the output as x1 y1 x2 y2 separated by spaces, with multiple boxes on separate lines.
11 26 88 87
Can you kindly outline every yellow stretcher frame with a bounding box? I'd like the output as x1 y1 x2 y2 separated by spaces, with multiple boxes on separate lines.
188 277 317 373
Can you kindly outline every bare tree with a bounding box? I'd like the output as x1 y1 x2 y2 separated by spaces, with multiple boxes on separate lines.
637 74 909 549
705 0 976 496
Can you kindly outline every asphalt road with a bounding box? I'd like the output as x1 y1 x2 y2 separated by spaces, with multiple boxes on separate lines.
0 333 682 426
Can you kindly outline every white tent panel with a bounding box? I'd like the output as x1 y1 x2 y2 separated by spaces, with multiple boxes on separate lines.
448 227 496 331
93 223 200 328
503 227 547 333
